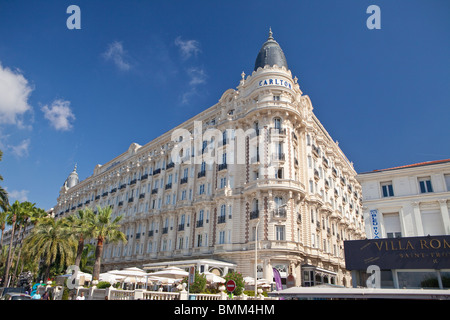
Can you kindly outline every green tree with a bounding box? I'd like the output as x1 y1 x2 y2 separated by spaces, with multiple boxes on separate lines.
0 150 8 213
0 210 7 249
2 200 22 286
88 205 126 280
23 217 76 280
182 271 207 293
64 208 94 268
223 271 245 295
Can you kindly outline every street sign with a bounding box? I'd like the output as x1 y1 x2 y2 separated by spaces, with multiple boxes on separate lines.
188 266 195 285
226 279 236 292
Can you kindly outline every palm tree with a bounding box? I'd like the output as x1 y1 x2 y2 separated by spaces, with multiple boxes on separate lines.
13 203 48 283
64 208 94 267
0 210 7 249
0 150 9 252
0 150 9 213
2 200 22 286
89 205 126 280
23 217 76 281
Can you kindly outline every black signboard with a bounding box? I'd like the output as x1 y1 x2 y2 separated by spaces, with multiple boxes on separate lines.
344 235 450 270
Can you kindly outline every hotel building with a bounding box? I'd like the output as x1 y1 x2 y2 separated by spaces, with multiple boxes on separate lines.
54 30 365 287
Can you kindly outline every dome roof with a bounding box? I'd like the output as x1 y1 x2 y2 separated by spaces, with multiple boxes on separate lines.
254 29 288 71
64 164 79 189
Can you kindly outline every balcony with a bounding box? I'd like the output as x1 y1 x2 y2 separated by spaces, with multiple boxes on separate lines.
311 144 319 157
162 227 168 234
119 184 127 190
322 157 329 168
197 170 206 178
314 169 320 181
139 193 145 199
151 188 158 195
110 188 117 193
180 177 188 184
128 197 134 203
95 195 100 200
140 174 148 180
118 201 124 207
166 162 175 169
148 230 154 237
250 210 259 220
218 163 227 171
218 215 226 224
272 153 285 161
273 208 287 219
178 224 185 231
153 168 161 176
165 183 172 190
102 192 108 197
196 220 204 228
129 179 137 185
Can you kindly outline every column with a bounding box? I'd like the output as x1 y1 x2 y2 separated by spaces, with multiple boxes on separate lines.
411 202 424 236
438 199 450 235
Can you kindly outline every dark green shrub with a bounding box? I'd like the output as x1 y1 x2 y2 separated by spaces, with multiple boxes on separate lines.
223 271 245 296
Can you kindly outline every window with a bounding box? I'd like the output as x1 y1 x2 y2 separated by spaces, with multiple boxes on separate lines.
445 174 450 191
276 225 285 241
220 177 227 188
219 231 225 244
274 117 281 130
421 210 445 236
199 184 205 195
418 177 433 193
384 213 402 238
381 181 394 197
273 95 280 101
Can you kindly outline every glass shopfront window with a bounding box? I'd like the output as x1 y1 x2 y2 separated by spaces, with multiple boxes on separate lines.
396 271 439 289
440 270 450 289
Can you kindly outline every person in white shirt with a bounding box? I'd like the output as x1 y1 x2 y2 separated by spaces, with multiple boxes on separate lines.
76 292 85 300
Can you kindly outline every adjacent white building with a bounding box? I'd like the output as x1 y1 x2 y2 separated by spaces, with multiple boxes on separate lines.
357 159 450 239
54 30 365 287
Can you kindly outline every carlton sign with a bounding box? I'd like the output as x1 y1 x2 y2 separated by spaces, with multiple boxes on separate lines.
344 235 450 270
258 78 293 90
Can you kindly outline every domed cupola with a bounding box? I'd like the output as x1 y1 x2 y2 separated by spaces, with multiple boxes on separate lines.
63 164 79 189
254 28 288 72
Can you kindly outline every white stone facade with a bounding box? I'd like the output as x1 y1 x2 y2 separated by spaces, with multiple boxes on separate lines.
357 159 450 239
54 33 365 287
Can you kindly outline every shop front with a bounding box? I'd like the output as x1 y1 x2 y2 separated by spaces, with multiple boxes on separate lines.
344 235 450 289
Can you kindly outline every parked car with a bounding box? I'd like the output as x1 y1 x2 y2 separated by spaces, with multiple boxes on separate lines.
1 293 32 300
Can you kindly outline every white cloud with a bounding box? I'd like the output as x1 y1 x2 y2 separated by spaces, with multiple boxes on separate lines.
187 67 206 86
0 62 33 126
181 67 207 104
7 188 29 202
41 99 75 131
9 138 30 157
102 41 131 71
175 37 201 60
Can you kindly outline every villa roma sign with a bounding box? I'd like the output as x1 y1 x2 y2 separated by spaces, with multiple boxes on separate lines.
344 235 450 270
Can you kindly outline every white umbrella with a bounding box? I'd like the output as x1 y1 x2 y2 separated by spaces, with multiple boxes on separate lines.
147 276 178 285
108 268 148 277
108 268 149 288
148 266 189 279
99 273 126 284
202 271 225 283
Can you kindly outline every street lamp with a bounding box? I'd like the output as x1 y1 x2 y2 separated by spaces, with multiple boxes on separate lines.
254 218 260 297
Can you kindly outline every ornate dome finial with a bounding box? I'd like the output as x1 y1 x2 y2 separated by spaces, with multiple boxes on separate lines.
254 29 288 71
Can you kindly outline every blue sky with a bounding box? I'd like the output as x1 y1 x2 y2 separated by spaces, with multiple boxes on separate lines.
0 0 449 211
